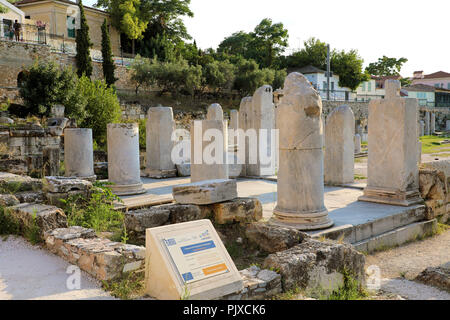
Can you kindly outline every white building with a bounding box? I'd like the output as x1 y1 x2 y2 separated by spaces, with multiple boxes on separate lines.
293 65 352 101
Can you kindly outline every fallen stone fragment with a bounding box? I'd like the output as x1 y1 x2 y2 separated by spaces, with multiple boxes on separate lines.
263 238 366 294
172 179 237 205
0 172 42 192
176 163 191 177
14 191 45 204
160 203 212 224
415 263 450 292
245 222 310 253
7 203 67 237
43 176 92 193
0 194 20 206
125 207 171 241
212 198 262 224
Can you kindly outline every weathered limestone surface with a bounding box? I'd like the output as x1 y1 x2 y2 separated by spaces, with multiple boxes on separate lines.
44 176 92 193
419 160 450 221
0 194 19 206
354 134 362 154
145 107 177 178
238 97 253 177
176 163 191 177
125 207 171 241
223 266 282 300
43 146 60 176
263 239 366 293
44 227 145 281
64 128 96 180
228 109 239 149
324 105 355 185
212 198 262 224
272 73 333 230
419 121 425 137
15 191 45 204
0 172 42 192
207 103 224 121
107 123 145 196
245 222 310 253
360 80 422 207
246 85 276 177
7 203 67 236
190 119 229 183
162 203 213 224
173 179 237 205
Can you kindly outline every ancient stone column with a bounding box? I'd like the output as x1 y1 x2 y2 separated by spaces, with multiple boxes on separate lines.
425 112 431 135
446 120 450 131
207 103 224 121
190 119 229 183
354 134 362 154
359 80 422 206
43 146 60 177
238 97 252 177
145 107 177 178
272 72 333 230
431 113 436 134
107 123 145 196
244 85 276 177
228 109 239 149
64 128 96 181
324 105 355 185
419 121 425 137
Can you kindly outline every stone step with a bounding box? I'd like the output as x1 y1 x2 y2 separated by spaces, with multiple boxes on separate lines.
311 204 427 244
353 219 438 254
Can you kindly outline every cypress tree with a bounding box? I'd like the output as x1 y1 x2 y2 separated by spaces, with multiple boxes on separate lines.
75 0 93 78
101 19 117 86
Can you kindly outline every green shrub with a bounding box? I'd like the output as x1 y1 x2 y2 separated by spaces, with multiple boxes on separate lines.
61 182 124 234
77 76 122 146
18 60 80 117
0 206 20 236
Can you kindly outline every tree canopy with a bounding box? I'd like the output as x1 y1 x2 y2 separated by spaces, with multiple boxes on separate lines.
365 56 408 76
75 0 93 78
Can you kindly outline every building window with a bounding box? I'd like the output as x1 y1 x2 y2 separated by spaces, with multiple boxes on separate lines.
367 82 372 92
25 16 31 19
435 83 441 88
448 83 450 90
361 82 366 92
67 16 76 38
331 82 335 91
417 92 426 99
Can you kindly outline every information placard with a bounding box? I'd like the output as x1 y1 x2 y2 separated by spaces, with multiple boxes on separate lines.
145 220 243 300
163 229 229 284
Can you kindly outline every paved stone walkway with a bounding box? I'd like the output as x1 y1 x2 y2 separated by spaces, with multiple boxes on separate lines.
0 236 115 300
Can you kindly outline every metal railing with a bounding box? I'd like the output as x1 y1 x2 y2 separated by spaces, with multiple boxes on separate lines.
0 21 48 44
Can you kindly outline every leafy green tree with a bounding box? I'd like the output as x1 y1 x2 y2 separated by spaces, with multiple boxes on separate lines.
286 37 328 70
331 49 369 91
77 76 122 146
0 5 8 13
218 31 253 57
130 55 154 94
18 61 80 116
202 60 236 93
101 19 117 86
251 18 289 68
233 58 275 95
365 56 408 76
75 0 93 78
273 69 287 90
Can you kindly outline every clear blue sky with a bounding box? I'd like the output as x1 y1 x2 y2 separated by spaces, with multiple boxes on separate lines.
84 0 450 77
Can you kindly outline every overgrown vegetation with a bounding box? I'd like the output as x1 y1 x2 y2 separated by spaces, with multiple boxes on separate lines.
316 270 368 300
0 206 20 237
102 270 144 300
420 134 450 155
18 61 121 147
0 207 42 244
61 182 125 237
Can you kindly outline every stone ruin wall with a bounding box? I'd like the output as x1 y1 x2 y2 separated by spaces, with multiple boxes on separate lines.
0 124 61 177
0 40 134 105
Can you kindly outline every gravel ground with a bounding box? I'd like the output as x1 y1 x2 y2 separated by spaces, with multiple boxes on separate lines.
366 229 450 300
0 236 115 300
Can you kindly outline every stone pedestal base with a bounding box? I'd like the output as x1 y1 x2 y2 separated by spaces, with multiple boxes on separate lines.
271 208 334 231
109 183 146 196
76 175 97 183
358 187 423 207
144 169 177 179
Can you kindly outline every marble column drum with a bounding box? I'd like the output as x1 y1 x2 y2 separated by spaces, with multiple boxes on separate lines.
64 128 96 181
107 123 146 196
145 106 177 178
324 105 355 185
272 72 333 231
359 80 422 207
